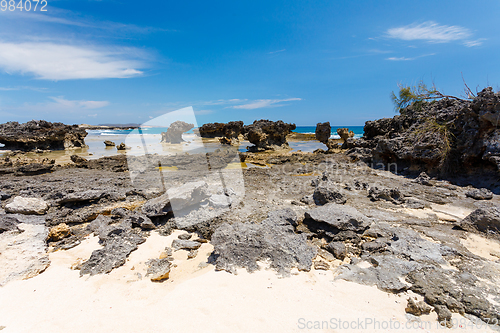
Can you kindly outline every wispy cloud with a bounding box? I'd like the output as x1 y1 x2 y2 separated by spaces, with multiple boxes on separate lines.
463 38 486 47
231 98 302 110
386 53 436 61
0 86 48 92
48 97 109 109
0 97 109 122
387 21 471 43
268 49 286 54
0 41 146 80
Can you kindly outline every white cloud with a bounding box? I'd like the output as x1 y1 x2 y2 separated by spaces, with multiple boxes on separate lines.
387 21 471 43
231 98 302 110
268 49 286 54
0 41 145 80
464 39 486 47
194 109 214 115
49 97 109 109
386 53 435 61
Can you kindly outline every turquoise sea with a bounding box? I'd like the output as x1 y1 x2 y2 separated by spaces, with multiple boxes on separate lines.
90 125 364 139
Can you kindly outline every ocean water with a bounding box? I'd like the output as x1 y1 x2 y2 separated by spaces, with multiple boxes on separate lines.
0 125 364 159
90 125 365 139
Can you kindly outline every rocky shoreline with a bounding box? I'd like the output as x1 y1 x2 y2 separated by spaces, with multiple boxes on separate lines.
1 89 500 331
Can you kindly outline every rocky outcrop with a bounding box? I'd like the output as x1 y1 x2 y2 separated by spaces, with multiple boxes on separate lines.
0 120 87 151
347 88 500 177
104 140 115 147
315 122 336 151
198 121 244 145
80 216 146 276
116 143 130 150
161 121 194 144
245 120 296 151
211 209 316 274
5 196 49 215
198 122 226 138
457 206 500 236
336 127 354 148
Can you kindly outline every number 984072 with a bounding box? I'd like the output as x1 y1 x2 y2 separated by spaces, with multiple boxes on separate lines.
1 0 47 11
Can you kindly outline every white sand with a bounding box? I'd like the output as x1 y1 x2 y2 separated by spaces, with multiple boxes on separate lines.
462 234 500 261
0 231 496 333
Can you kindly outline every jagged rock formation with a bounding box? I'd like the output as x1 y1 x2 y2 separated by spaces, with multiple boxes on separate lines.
315 122 336 151
161 121 194 144
104 140 115 147
198 121 244 145
245 120 296 151
211 209 317 275
0 120 87 151
347 87 500 176
336 127 354 148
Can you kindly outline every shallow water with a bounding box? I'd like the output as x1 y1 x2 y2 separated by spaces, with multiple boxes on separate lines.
0 130 333 161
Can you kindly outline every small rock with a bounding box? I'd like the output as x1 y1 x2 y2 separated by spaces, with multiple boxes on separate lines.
5 196 49 215
313 186 347 205
116 143 130 150
146 258 171 281
104 140 115 147
209 194 232 208
414 172 432 186
361 239 387 253
368 187 404 204
187 249 198 259
0 192 11 200
171 239 202 251
326 241 346 260
465 188 493 200
47 223 71 242
178 233 192 240
313 260 330 270
405 297 432 316
434 305 453 327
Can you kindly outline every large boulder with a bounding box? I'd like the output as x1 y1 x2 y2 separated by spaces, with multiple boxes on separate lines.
303 203 371 238
245 119 296 151
315 122 336 151
161 121 194 144
198 121 244 145
141 181 209 217
0 120 87 151
210 209 317 274
5 196 49 215
457 206 500 235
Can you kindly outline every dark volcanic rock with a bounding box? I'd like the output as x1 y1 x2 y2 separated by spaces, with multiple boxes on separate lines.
70 155 128 172
326 241 346 260
457 206 500 235
146 258 171 281
245 119 296 151
15 163 54 176
80 225 145 276
465 188 493 200
313 186 347 205
315 122 336 151
0 215 21 233
347 87 500 177
303 203 371 238
211 209 316 274
104 140 115 147
198 122 226 138
368 187 404 204
0 120 87 151
160 121 194 144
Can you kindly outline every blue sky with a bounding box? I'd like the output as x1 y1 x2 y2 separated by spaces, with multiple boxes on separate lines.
0 0 498 126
